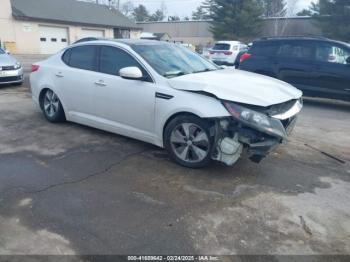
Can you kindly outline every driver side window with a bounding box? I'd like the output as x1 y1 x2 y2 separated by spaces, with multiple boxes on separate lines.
316 43 350 65
99 46 150 81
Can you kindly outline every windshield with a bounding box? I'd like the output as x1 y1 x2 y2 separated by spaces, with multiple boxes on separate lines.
132 43 219 78
0 48 5 54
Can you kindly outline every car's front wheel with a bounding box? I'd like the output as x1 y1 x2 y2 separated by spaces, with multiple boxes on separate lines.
42 89 66 123
164 115 214 168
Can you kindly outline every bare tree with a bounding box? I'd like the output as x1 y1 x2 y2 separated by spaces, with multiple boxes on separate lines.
278 0 299 35
121 1 134 16
265 0 299 36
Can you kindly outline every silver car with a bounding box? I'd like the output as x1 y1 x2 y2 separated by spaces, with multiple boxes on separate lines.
0 48 23 85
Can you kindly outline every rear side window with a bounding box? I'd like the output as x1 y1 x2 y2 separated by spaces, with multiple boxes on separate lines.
315 42 350 64
250 41 278 56
99 46 142 76
276 41 314 60
64 45 98 71
62 49 71 64
213 43 231 50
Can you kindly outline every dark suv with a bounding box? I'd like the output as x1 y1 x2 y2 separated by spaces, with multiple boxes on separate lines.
239 37 350 101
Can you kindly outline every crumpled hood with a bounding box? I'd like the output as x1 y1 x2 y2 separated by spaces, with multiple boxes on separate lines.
168 69 303 107
0 54 17 66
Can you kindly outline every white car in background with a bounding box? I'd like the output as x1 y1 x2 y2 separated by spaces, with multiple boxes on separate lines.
0 48 23 85
30 40 302 168
209 41 248 66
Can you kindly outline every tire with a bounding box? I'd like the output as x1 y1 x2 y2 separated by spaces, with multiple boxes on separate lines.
164 115 214 168
41 89 66 123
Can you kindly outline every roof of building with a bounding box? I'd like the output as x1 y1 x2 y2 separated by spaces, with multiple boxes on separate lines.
11 0 141 29
136 16 312 24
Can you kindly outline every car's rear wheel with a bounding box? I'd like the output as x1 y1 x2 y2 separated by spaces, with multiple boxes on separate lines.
42 89 65 123
164 115 214 168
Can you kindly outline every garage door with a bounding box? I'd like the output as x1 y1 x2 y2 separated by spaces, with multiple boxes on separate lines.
39 26 69 54
81 29 105 38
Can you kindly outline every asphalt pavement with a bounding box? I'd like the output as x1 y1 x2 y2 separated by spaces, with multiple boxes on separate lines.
0 72 349 256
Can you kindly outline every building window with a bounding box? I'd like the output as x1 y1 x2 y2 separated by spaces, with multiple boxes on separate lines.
40 38 46 42
113 28 130 39
51 38 57 42
61 38 67 43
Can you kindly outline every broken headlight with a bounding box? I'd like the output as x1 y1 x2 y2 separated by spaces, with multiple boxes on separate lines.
223 101 287 139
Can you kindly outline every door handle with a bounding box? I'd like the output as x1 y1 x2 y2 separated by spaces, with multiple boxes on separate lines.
55 72 64 78
94 80 106 86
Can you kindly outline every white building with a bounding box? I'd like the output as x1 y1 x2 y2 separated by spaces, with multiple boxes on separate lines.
0 0 142 54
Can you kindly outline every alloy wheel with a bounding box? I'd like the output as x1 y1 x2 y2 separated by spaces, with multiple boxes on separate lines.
43 90 59 118
170 123 210 163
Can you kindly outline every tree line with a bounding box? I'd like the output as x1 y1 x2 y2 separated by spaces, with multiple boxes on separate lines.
193 0 349 42
297 0 350 42
90 0 350 42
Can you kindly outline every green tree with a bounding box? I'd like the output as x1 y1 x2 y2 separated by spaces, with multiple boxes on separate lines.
311 0 350 42
297 9 313 16
192 0 215 20
150 9 165 21
168 16 181 21
192 6 209 20
132 4 150 22
209 0 263 40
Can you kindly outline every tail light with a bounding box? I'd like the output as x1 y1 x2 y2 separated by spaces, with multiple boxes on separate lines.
224 51 233 55
31 64 40 72
240 53 251 63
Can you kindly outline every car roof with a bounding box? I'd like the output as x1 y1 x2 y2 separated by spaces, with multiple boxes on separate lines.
73 38 171 47
254 36 349 47
216 41 241 45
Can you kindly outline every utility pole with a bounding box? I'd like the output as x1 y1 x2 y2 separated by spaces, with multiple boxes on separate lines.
117 0 120 10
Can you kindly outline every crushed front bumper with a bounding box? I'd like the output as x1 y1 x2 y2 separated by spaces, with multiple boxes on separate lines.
214 115 298 164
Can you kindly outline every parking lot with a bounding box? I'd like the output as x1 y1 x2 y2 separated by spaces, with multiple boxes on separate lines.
0 59 350 255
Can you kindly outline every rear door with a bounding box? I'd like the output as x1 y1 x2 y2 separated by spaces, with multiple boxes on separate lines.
309 41 350 100
57 45 99 117
274 40 315 89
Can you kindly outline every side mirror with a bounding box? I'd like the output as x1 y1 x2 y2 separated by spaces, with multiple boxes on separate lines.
119 67 143 80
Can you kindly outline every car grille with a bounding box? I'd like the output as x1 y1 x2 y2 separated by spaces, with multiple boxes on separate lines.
0 65 15 71
0 76 22 83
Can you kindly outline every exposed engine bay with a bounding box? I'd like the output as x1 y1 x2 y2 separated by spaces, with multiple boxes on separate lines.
210 99 302 166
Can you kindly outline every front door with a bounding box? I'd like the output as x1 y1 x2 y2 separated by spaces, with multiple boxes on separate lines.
93 45 156 141
309 42 350 100
274 41 315 90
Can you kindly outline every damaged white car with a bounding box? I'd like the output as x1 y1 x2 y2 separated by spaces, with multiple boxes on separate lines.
30 40 303 168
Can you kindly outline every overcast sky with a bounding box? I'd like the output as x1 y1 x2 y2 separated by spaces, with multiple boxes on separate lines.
120 0 315 18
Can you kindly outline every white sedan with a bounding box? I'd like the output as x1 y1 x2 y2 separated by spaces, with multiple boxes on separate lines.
30 40 302 168
0 48 23 85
